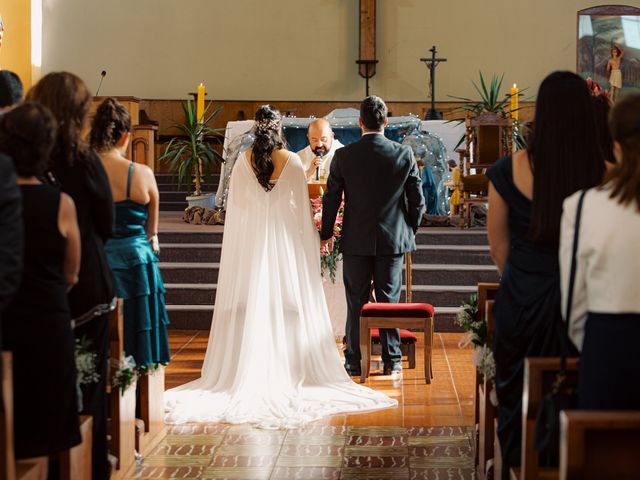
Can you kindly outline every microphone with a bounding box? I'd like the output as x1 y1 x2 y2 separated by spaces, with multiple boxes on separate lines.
95 70 107 96
315 151 325 182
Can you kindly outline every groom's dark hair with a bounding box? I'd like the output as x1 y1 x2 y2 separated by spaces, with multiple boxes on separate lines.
360 95 387 131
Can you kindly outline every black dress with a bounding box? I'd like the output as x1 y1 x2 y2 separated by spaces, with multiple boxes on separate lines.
486 156 567 479
2 185 81 459
50 150 114 480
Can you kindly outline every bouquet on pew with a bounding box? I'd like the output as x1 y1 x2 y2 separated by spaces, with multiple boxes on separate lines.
456 294 496 382
75 337 99 385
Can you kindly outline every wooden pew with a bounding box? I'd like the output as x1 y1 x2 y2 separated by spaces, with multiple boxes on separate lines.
475 282 499 480
0 352 41 480
108 300 137 479
560 410 640 480
135 367 166 457
58 415 92 480
512 357 579 480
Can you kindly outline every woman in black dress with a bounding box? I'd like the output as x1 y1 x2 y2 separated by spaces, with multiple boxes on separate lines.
27 72 115 480
0 103 81 479
486 71 606 478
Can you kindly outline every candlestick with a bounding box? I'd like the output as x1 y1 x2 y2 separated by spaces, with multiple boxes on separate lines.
510 83 519 121
196 83 205 122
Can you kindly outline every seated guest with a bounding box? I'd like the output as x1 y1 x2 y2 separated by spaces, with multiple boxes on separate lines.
560 93 640 410
90 98 170 368
486 71 606 479
0 102 81 479
0 70 24 113
27 72 115 480
297 118 344 181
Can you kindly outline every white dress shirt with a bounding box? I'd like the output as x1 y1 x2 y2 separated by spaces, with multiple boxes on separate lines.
297 139 344 182
560 186 640 350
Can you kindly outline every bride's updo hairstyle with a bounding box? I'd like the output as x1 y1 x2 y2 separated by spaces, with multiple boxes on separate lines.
90 97 132 152
252 105 285 191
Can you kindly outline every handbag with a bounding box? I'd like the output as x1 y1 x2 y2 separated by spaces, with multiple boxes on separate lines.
533 189 587 466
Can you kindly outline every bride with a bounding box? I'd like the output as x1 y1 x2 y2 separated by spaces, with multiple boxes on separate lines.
164 105 396 428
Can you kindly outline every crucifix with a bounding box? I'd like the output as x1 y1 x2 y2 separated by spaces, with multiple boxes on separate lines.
420 45 447 120
357 0 377 97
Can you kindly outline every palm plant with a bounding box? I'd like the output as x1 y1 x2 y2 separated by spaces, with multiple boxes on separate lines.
448 72 527 149
159 100 225 196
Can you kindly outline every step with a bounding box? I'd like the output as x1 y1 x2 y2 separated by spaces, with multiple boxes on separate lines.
156 228 487 247
160 201 188 212
158 243 491 264
159 262 499 285
163 283 477 308
166 304 463 332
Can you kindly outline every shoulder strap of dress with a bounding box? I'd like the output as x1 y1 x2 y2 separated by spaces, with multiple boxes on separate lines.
126 162 134 199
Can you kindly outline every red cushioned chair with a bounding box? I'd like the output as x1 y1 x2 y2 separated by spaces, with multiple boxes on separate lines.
359 302 434 384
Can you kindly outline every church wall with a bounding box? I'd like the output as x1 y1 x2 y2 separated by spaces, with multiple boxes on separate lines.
42 0 600 100
0 0 32 89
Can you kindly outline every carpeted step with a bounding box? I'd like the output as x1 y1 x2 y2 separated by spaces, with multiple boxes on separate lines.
158 231 224 244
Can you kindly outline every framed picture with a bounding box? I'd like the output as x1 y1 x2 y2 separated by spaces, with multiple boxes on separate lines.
577 5 640 96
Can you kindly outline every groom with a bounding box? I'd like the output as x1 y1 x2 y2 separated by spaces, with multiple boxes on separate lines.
321 96 425 376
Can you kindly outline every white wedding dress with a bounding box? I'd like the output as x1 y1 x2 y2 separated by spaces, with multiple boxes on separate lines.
164 151 396 428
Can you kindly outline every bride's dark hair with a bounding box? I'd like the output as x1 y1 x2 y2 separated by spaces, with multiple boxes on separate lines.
252 105 285 191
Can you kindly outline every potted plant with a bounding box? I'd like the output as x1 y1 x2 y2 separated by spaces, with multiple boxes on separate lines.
159 99 225 208
449 72 527 152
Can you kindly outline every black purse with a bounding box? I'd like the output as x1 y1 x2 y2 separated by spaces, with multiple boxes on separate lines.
533 189 587 466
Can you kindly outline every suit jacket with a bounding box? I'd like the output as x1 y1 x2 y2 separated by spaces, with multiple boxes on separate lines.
321 133 425 255
0 154 23 323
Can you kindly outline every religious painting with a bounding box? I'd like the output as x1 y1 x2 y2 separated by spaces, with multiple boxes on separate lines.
577 6 640 96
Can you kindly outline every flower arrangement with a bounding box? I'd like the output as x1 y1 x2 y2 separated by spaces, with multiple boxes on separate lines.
586 77 609 98
75 337 99 386
311 195 344 283
456 294 496 384
111 354 137 394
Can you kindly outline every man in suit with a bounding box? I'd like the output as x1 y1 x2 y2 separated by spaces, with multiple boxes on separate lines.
0 153 23 345
321 96 425 377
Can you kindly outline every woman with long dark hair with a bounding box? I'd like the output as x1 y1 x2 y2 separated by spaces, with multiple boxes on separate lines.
27 72 114 480
561 93 640 409
91 97 170 368
486 71 606 478
165 105 396 427
1 102 81 480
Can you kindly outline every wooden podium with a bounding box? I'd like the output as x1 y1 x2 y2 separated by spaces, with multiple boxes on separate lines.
91 96 157 171
308 182 326 199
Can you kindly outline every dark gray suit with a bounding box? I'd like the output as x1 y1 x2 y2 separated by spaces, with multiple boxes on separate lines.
321 133 425 367
0 153 23 346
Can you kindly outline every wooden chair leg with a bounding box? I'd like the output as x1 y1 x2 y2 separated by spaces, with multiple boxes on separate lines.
423 316 433 384
359 318 370 384
408 343 416 369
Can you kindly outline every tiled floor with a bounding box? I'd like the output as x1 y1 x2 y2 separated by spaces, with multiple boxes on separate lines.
131 331 477 479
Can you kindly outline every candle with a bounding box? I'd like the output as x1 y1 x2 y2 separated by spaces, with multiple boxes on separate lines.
196 83 205 122
510 83 519 121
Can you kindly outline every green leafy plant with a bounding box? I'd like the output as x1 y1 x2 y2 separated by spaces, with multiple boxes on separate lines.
159 100 225 196
112 354 137 394
448 72 528 150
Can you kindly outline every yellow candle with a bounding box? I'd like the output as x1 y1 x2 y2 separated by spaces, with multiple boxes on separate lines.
510 83 519 120
196 83 205 122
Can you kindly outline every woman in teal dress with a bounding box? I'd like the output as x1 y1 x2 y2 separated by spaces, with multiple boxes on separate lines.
90 98 170 367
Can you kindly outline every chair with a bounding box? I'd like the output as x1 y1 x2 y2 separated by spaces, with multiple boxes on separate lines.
457 112 513 228
359 302 434 384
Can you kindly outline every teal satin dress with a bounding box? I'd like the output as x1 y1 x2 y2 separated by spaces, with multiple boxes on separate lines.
105 163 170 367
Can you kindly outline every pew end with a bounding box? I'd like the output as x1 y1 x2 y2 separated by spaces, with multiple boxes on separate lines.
135 367 166 457
560 410 640 480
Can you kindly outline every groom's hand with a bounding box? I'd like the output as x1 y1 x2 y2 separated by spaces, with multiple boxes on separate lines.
320 238 333 254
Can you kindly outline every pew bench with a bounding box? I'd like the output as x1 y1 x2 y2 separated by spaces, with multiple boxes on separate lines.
560 410 640 480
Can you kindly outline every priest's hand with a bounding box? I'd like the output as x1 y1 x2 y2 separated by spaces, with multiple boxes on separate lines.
306 157 323 180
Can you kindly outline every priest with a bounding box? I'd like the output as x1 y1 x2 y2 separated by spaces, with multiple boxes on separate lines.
297 119 344 182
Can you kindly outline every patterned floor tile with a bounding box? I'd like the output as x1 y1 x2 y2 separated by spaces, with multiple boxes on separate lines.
150 443 216 456
346 434 407 446
341 467 410 479
286 425 347 436
129 466 204 478
409 467 476 479
347 426 408 436
279 444 344 456
283 434 346 446
141 455 212 468
163 433 225 446
200 466 273 479
214 444 281 457
270 466 341 479
209 453 277 467
276 454 343 468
